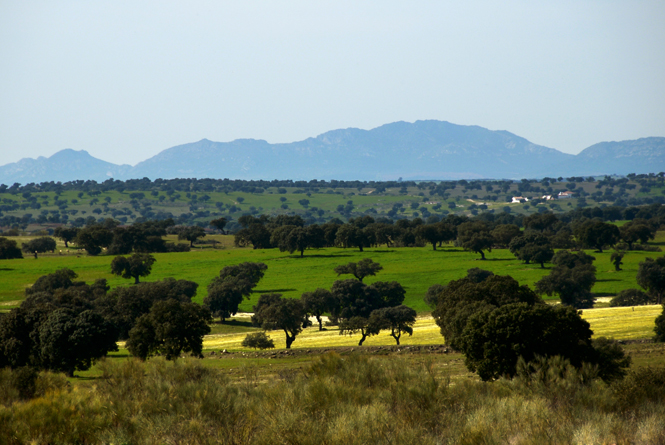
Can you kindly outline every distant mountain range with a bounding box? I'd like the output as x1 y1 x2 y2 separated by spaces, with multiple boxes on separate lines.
1 120 664 185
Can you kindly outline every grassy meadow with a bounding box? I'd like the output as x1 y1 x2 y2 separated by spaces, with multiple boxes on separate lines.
2 235 664 312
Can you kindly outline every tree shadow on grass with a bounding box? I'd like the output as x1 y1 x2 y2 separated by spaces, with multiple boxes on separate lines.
596 279 621 282
251 288 297 294
216 319 254 328
0 268 14 271
300 254 354 258
368 250 396 253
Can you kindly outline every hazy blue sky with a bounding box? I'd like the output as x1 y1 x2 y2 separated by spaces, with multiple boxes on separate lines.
1 1 664 166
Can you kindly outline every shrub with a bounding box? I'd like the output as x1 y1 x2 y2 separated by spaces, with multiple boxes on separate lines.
241 332 275 350
610 288 654 307
165 242 190 252
613 366 665 410
21 236 56 254
656 306 665 342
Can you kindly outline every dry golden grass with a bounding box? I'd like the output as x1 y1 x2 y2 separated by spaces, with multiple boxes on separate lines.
203 305 663 351
580 305 663 340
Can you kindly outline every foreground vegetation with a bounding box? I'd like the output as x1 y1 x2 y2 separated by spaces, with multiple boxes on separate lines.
2 353 665 444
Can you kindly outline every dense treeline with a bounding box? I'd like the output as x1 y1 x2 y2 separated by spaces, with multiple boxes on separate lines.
1 172 665 230
2 172 664 196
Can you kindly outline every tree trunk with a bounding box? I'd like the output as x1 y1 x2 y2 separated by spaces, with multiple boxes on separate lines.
316 316 323 331
432 242 436 251
358 332 367 346
300 249 304 258
479 250 486 260
285 332 295 349
392 332 401 345
540 262 545 269
134 276 140 284
358 245 364 252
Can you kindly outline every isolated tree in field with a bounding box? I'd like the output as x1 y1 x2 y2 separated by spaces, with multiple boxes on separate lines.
53 226 79 248
0 237 23 259
535 251 597 309
368 305 417 345
177 226 206 247
339 316 381 346
610 251 625 271
204 262 267 322
209 217 228 234
574 220 620 253
252 293 307 349
111 253 156 284
457 221 493 260
334 258 383 282
301 288 334 331
241 332 275 350
636 257 665 304
126 299 211 360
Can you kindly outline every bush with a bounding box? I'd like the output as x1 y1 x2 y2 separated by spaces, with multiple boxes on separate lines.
241 332 275 350
21 236 56 254
0 237 23 259
656 306 665 342
165 242 190 252
613 366 665 410
610 288 654 307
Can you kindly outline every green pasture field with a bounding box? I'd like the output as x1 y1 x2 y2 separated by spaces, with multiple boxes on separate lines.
2 235 664 313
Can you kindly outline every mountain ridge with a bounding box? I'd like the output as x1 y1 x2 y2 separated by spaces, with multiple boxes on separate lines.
1 120 663 184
